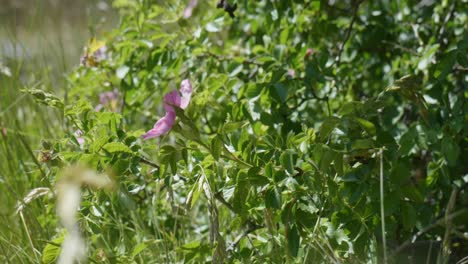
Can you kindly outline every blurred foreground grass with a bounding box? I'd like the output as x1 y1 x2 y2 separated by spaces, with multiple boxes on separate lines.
0 1 115 261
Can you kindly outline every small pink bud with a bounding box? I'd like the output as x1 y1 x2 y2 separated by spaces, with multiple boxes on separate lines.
305 48 315 59
1 127 6 137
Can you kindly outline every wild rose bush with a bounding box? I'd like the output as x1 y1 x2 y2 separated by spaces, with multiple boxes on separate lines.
24 0 466 263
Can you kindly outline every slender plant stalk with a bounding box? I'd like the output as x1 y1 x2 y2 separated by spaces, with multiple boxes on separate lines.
19 212 40 263
380 148 387 264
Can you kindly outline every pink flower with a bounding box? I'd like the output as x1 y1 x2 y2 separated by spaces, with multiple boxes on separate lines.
183 0 198 18
80 45 108 67
142 79 193 139
305 48 315 59
93 46 108 62
141 111 176 139
95 89 120 112
74 130 85 145
287 69 296 78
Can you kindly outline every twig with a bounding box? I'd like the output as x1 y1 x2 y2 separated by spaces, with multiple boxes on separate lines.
381 40 420 56
216 0 237 18
214 191 235 213
139 156 160 169
205 51 263 67
228 222 264 251
334 0 364 66
391 209 467 257
441 188 457 262
214 191 265 253
453 66 468 72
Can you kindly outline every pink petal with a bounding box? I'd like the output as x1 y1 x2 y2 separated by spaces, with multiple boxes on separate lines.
163 90 181 112
183 0 198 18
179 79 192 109
142 111 176 139
74 130 85 145
94 104 104 111
77 137 85 145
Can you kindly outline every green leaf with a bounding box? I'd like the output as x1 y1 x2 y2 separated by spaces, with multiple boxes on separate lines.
186 180 202 210
354 117 376 135
416 44 439 70
287 224 300 257
441 137 460 167
351 138 374 150
401 203 417 230
181 240 201 250
280 151 294 175
384 192 400 217
246 83 263 98
399 127 417 156
205 19 223 32
265 186 282 209
401 186 424 203
116 65 130 79
223 121 246 133
210 136 223 160
159 145 179 173
102 142 133 154
132 242 148 258
271 83 289 103
319 146 336 172
89 136 110 153
42 234 64 264
64 99 93 116
318 117 340 141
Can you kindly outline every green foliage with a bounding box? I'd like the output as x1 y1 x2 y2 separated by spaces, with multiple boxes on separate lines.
4 0 467 263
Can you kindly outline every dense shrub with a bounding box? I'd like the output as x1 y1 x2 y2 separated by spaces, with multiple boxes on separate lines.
23 0 466 262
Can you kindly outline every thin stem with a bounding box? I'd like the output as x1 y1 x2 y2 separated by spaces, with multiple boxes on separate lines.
379 148 387 264
20 212 41 263
334 0 364 66
228 222 264 251
139 156 160 169
391 209 467 257
214 192 235 213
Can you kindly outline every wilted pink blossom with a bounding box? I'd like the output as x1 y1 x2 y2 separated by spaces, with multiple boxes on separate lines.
142 79 193 139
183 0 198 18
95 89 120 112
1 127 6 137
